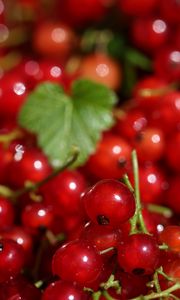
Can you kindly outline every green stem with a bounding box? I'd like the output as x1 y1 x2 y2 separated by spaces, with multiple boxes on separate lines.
153 270 162 297
147 204 173 218
102 290 116 300
0 129 23 145
130 282 180 300
99 247 115 255
0 185 16 201
100 274 121 293
159 243 169 250
130 150 149 234
92 291 102 300
122 174 134 193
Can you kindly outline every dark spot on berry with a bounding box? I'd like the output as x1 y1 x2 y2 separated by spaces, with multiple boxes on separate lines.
132 268 145 275
97 215 110 225
0 243 3 251
118 157 127 168
38 225 47 233
135 132 144 142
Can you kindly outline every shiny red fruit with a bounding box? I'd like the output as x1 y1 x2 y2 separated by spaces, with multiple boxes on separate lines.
83 179 135 227
52 239 103 286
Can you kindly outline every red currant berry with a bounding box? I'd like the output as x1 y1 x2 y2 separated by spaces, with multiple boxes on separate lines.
133 76 169 109
159 225 180 253
117 233 160 275
114 108 147 141
0 71 29 119
160 0 180 24
131 17 169 53
7 148 52 188
52 239 103 286
138 164 167 204
42 280 88 300
0 274 41 300
21 202 54 232
166 176 180 214
59 0 107 27
160 258 180 298
78 52 122 90
85 133 132 180
133 127 165 163
1 226 33 258
0 239 25 283
42 169 87 215
0 196 15 230
165 131 180 172
83 179 135 227
81 221 122 255
117 0 158 16
33 21 77 60
154 46 180 82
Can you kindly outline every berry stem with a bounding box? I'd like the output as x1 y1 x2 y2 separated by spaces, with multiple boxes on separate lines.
130 282 180 300
99 247 115 255
158 243 169 250
130 150 149 234
0 128 23 145
147 204 173 218
100 274 121 293
122 173 134 193
153 269 162 297
92 291 102 300
102 290 116 300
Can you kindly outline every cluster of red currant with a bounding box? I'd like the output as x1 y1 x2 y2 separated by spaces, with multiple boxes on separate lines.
0 0 180 299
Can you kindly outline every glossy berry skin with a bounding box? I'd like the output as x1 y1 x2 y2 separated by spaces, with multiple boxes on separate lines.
138 164 167 204
33 21 77 60
133 127 165 163
149 91 180 134
1 226 33 258
160 258 180 298
154 47 180 82
115 271 149 299
117 0 158 16
42 170 86 215
165 132 180 172
0 71 29 119
0 239 25 283
114 109 147 141
78 53 122 90
52 239 103 286
59 0 107 27
21 202 54 231
83 179 135 227
142 207 171 236
85 133 132 179
80 222 122 254
166 176 180 214
7 148 52 188
42 280 88 300
0 197 15 230
20 59 65 89
117 234 160 275
159 226 180 253
133 76 169 109
160 0 180 24
0 275 41 300
131 17 169 53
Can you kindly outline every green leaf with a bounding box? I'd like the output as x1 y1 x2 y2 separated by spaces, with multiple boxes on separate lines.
18 79 118 168
125 48 152 71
